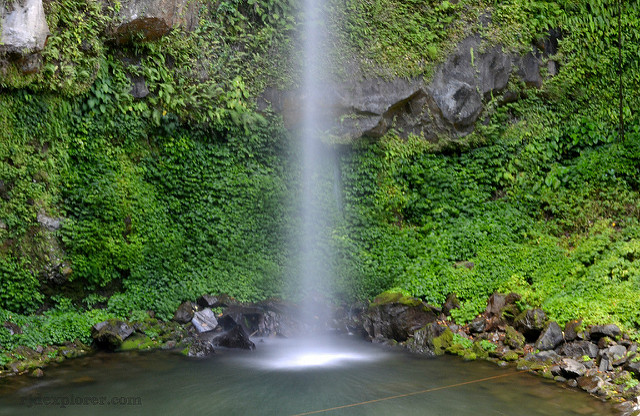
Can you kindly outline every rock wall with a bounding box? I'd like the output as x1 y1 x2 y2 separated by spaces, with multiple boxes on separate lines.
261 34 551 143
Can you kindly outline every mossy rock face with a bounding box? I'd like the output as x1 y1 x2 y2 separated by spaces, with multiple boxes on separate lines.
505 325 525 349
446 343 467 357
371 291 422 307
471 341 489 359
463 352 477 361
432 328 454 355
119 335 159 351
504 351 520 362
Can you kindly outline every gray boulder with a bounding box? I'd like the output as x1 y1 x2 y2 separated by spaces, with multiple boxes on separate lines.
589 324 621 340
191 308 218 333
91 319 134 351
558 358 587 379
556 340 599 359
0 0 50 54
103 0 200 44
514 309 547 341
173 301 196 324
364 294 438 342
535 321 564 351
204 325 255 350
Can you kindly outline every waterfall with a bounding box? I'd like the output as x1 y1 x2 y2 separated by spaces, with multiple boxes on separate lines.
298 0 333 328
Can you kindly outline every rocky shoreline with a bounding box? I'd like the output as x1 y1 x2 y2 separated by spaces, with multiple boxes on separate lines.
2 292 640 415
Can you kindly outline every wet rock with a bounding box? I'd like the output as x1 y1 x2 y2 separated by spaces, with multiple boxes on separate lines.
173 301 196 324
514 309 547 341
197 294 228 309
577 375 602 394
408 323 453 356
441 293 461 316
30 368 44 378
191 308 218 333
0 0 50 54
535 321 564 351
364 293 438 342
597 336 616 349
589 324 621 340
563 319 583 342
187 338 215 357
556 341 599 359
558 358 587 379
91 319 134 351
207 325 255 350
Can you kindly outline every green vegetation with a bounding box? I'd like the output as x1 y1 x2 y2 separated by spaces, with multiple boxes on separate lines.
0 0 639 358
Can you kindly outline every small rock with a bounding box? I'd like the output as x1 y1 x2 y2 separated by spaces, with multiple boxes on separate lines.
577 375 602 394
563 319 583 342
590 324 621 340
598 336 617 349
208 325 255 350
187 339 215 357
36 211 62 231
514 309 547 341
30 368 44 378
556 340 599 359
191 308 218 333
485 293 506 317
173 301 196 324
565 379 578 388
599 355 612 372
559 358 587 378
535 321 564 351
468 317 486 334
602 344 627 366
504 325 525 349
625 360 640 377
91 319 134 351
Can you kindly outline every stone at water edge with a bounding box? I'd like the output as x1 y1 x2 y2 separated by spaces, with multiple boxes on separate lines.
535 321 564 351
558 358 587 379
208 325 255 350
186 338 215 358
191 308 218 333
364 292 438 342
91 319 134 351
408 323 453 356
577 375 602 394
